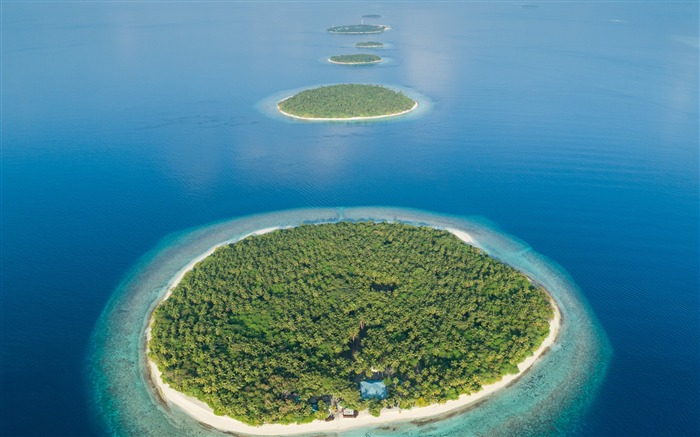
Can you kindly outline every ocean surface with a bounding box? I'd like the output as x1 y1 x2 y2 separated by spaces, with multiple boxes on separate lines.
1 2 698 436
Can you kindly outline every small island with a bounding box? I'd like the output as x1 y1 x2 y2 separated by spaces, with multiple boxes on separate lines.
327 24 387 34
149 222 557 430
277 84 417 121
329 54 382 65
355 41 384 49
362 14 382 19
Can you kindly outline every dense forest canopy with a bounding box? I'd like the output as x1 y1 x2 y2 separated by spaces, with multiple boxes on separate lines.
329 54 382 64
356 41 384 48
327 24 386 34
278 84 416 119
150 222 553 426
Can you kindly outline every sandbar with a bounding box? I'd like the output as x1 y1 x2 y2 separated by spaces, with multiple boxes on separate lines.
328 58 383 65
146 225 561 436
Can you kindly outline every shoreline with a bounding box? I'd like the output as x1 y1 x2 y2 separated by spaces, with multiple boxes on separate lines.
328 26 389 35
146 225 561 436
328 57 383 65
328 31 384 35
277 98 418 122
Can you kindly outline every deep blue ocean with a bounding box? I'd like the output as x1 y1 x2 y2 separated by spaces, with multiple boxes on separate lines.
2 2 698 436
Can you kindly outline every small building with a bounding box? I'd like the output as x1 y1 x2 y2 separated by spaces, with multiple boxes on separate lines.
342 408 359 418
360 380 387 400
308 395 332 412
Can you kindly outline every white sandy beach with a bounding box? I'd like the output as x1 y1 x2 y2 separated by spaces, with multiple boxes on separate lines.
150 226 280 304
146 226 561 436
328 30 384 35
277 99 418 122
328 58 383 65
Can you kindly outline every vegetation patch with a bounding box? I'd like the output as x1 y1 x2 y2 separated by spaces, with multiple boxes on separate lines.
355 41 384 49
277 84 416 119
150 222 554 426
329 54 382 64
362 14 382 19
328 24 386 34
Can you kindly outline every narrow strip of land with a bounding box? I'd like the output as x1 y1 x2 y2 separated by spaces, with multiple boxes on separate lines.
277 99 418 121
328 58 382 65
145 225 561 436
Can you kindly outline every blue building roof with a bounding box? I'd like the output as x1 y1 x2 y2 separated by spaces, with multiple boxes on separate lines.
360 380 387 400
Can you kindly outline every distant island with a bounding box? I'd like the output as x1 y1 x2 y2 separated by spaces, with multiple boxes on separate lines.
362 14 382 19
327 24 387 34
329 54 382 65
355 41 384 49
148 222 556 429
277 84 417 121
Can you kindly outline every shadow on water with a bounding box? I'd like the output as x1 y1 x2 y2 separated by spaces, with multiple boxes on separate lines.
86 207 611 437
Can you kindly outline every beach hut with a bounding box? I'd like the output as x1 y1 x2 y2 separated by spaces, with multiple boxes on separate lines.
342 408 359 418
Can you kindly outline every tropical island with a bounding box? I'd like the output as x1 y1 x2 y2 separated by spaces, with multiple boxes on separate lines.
148 222 558 432
329 54 382 65
327 24 387 34
277 84 417 121
355 41 384 49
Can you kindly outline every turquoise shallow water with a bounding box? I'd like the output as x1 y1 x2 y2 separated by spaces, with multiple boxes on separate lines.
3 2 697 435
87 207 611 436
